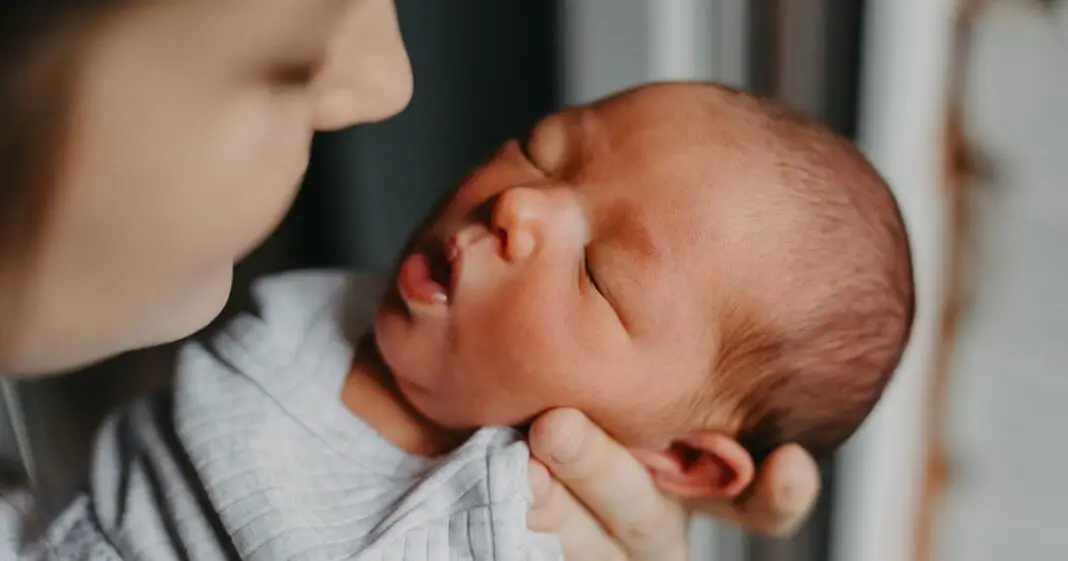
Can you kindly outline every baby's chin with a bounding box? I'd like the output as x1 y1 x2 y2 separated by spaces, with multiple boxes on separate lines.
370 321 456 424
390 369 537 432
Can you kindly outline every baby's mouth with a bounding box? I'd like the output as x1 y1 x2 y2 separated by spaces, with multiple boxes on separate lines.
395 222 498 316
396 238 456 314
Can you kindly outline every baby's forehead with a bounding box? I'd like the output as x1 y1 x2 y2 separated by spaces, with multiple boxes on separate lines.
549 83 797 257
586 84 750 130
582 98 762 176
596 153 804 304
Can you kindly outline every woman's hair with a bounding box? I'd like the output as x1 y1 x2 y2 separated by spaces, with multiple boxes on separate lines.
0 2 120 339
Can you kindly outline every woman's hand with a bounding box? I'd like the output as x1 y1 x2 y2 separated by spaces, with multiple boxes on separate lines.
526 409 820 560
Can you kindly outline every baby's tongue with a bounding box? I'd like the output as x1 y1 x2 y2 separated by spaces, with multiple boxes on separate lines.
399 251 448 305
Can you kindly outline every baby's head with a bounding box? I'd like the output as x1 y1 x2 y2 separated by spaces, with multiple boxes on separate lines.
375 82 913 499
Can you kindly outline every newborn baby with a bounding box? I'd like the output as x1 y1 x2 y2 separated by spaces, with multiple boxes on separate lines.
32 83 913 561
366 82 914 469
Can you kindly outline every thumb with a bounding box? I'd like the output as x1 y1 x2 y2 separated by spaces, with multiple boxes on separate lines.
736 443 821 536
529 409 589 469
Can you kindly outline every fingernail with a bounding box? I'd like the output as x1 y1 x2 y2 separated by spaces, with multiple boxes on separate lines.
547 414 585 465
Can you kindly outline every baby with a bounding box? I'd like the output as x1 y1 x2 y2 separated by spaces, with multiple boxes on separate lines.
364 82 914 466
33 83 912 561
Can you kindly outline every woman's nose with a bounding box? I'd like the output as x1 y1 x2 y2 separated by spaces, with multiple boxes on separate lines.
492 187 579 262
311 0 414 131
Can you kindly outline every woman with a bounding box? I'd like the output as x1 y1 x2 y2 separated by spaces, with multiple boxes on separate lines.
0 1 820 559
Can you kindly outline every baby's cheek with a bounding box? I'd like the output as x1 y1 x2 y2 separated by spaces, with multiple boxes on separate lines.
485 283 565 350
453 272 592 411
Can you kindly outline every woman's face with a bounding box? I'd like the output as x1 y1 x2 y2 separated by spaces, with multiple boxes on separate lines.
5 0 412 375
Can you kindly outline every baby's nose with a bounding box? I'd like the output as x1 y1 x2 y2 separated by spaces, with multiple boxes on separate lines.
492 187 548 262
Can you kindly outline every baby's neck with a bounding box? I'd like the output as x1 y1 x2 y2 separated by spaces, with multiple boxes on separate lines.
341 335 470 457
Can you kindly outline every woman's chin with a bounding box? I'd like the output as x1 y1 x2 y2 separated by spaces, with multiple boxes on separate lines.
121 266 233 359
0 266 233 378
162 267 233 338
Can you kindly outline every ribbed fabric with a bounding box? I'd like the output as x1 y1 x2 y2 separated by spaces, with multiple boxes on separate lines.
14 271 561 560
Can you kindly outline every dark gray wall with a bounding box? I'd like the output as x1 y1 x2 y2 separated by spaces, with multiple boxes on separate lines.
285 0 558 271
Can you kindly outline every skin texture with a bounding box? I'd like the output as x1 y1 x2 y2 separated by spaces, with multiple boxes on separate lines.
377 96 717 445
0 1 820 557
375 85 817 447
367 85 822 557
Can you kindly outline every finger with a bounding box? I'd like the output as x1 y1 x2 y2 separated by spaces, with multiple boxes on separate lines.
529 409 688 561
527 458 628 561
738 443 821 536
703 443 821 536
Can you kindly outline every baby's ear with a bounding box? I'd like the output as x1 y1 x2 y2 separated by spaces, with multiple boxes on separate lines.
631 432 754 500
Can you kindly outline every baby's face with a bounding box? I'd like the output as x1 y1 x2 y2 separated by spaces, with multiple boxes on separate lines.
375 87 770 447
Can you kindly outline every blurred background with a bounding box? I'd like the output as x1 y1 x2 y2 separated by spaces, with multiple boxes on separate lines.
3 1 1067 560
